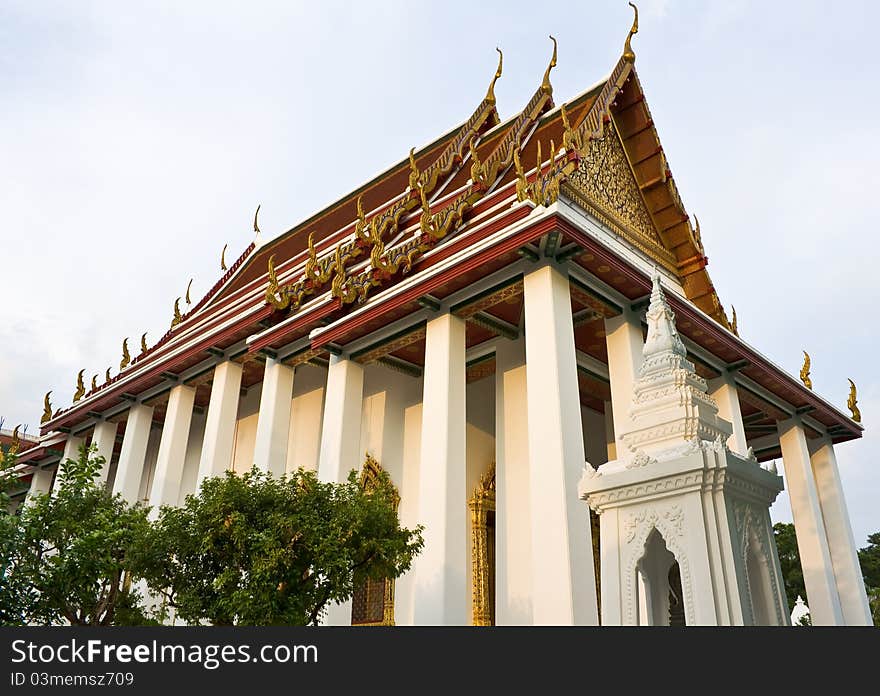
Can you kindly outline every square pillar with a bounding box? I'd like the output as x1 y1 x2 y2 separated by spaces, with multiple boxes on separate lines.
495 339 533 625
413 312 468 625
604 308 643 446
113 404 154 504
197 360 243 489
317 356 364 485
777 418 844 625
60 434 85 468
26 467 55 503
810 438 873 625
253 357 295 477
708 371 748 456
317 354 365 625
523 264 598 625
149 384 196 510
91 421 119 485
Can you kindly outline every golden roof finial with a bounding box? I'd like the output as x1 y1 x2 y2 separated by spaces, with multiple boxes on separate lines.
408 147 421 191
623 2 639 63
185 278 193 305
221 243 228 271
10 425 20 454
485 47 503 104
253 204 261 234
541 35 558 95
469 137 484 185
847 379 861 423
140 332 148 354
41 391 52 424
800 351 812 390
105 367 112 384
730 306 738 336
73 369 85 402
171 297 182 328
120 338 131 370
90 374 98 392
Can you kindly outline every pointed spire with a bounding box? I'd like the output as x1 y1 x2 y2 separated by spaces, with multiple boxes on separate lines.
642 271 686 358
485 48 503 104
541 35 557 95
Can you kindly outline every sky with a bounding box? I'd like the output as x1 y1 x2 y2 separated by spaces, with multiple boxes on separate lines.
0 1 878 545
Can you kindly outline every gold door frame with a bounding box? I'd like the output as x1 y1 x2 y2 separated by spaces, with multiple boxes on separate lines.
469 463 495 626
352 453 399 626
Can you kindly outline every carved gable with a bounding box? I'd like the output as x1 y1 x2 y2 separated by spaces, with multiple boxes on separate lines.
564 122 678 271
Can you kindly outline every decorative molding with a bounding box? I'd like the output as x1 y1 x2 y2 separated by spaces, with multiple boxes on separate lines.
468 463 496 626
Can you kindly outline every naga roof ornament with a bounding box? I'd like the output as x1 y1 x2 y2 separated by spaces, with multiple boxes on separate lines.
171 297 183 329
253 204 261 234
847 379 861 423
41 392 52 425
185 278 193 305
73 369 85 402
221 243 228 271
120 337 131 370
140 332 148 354
800 351 812 390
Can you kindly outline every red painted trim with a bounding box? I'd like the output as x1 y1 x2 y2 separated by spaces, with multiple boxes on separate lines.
247 299 341 354
312 214 558 348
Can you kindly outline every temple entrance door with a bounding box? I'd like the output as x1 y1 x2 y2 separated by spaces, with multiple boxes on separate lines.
469 464 495 626
351 454 399 626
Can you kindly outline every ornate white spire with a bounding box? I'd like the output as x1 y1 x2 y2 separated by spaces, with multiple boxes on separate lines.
612 272 733 464
643 271 686 358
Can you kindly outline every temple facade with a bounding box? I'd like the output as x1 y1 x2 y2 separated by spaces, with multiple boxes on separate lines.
17 10 871 626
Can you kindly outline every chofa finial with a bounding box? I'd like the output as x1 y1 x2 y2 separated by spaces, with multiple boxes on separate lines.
847 379 861 423
140 332 148 355
221 243 228 271
73 369 85 402
541 35 557 95
185 278 193 305
41 391 52 424
800 351 812 390
120 338 131 370
253 204 261 234
485 48 503 103
623 2 639 62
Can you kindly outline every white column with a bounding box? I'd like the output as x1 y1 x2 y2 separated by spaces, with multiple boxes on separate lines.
317 356 364 485
523 264 598 625
60 434 85 467
317 354 365 626
495 339 533 625
777 418 844 625
810 438 873 625
113 404 155 504
604 308 643 445
413 312 468 625
197 360 243 488
26 467 55 502
91 421 119 485
708 371 748 456
148 384 196 510
253 357 295 476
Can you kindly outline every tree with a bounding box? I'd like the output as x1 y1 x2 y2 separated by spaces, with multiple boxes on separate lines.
773 522 806 610
136 467 423 625
858 532 880 625
0 445 31 625
3 445 154 625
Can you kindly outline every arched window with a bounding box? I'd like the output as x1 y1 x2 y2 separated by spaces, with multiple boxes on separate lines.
351 453 399 626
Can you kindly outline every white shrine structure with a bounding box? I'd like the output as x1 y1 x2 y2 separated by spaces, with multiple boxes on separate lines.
15 9 871 626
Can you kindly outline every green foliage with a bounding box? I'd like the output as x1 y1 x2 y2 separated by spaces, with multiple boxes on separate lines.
0 446 30 624
858 532 880 625
1 445 154 625
773 522 806 610
135 467 423 626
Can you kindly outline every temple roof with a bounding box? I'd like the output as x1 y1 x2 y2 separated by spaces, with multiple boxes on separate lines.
35 12 862 452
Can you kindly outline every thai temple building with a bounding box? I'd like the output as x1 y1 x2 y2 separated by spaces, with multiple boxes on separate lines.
15 8 871 626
